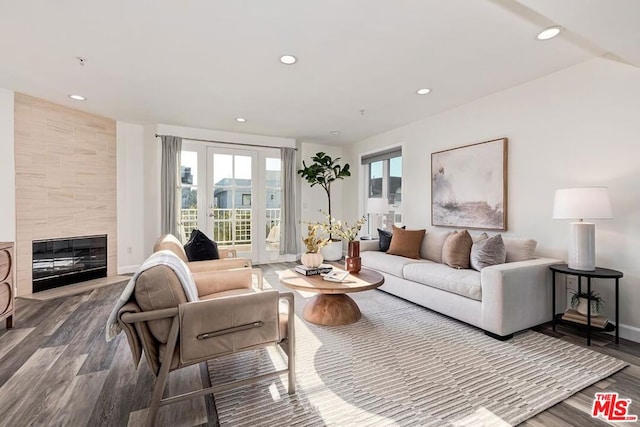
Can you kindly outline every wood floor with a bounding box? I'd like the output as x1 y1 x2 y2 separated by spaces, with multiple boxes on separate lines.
1 262 639 426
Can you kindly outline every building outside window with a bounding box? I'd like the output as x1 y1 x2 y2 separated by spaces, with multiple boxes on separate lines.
180 151 198 240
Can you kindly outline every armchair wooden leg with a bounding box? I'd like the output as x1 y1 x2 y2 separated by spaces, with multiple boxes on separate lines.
146 316 180 427
284 293 296 395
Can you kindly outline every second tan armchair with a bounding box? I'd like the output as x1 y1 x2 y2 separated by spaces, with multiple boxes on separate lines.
154 234 251 273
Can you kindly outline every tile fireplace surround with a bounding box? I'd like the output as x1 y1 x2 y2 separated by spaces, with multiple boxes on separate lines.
14 93 117 295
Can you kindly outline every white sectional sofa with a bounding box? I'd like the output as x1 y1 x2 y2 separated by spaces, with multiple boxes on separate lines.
360 231 562 339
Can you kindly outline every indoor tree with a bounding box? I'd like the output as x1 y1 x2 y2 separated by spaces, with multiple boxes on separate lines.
298 152 351 240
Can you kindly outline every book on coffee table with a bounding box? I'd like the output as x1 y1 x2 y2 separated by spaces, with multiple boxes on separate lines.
294 264 333 276
561 309 608 328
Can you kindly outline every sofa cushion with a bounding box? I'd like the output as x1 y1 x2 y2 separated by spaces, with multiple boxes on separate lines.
442 230 473 269
192 268 252 296
387 226 426 259
470 234 506 271
361 251 425 278
403 262 482 301
503 237 537 262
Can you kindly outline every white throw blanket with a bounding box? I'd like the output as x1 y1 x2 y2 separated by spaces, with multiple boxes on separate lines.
105 250 198 341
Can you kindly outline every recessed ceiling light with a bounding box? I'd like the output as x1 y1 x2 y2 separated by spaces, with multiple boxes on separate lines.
235 117 247 123
537 26 563 40
330 130 341 135
279 54 298 65
416 88 432 95
69 94 86 101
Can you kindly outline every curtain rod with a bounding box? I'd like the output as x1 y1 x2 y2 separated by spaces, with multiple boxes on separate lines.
155 133 297 151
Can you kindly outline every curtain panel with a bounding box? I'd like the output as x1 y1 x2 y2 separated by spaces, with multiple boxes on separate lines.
161 135 182 240
280 147 298 255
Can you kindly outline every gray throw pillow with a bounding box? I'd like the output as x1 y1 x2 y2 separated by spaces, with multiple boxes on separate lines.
470 234 506 271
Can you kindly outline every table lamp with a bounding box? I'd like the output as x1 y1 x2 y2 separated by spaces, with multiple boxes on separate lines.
367 197 389 236
552 187 612 271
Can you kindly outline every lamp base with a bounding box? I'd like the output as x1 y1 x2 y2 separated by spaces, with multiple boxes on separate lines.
568 222 595 271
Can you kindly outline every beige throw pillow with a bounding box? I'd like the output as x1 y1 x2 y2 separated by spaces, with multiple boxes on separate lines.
387 226 426 259
470 234 507 271
442 230 473 269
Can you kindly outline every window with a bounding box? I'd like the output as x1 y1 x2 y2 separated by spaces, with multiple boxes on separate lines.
180 151 198 240
369 161 383 198
362 148 402 234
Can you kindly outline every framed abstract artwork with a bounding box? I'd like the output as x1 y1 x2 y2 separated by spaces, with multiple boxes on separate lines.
431 138 508 230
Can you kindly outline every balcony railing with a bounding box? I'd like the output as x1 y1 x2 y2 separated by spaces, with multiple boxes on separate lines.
181 208 281 246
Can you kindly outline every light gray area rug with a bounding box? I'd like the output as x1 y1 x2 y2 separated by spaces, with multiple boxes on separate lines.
207 285 627 426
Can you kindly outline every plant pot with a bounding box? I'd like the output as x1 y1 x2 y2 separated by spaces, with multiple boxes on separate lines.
321 240 343 262
301 252 323 268
576 297 602 316
345 240 361 273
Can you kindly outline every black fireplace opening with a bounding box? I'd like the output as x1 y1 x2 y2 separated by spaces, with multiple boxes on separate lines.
32 235 107 293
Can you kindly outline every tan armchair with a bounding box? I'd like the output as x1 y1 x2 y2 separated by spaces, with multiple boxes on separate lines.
154 234 251 273
117 263 295 427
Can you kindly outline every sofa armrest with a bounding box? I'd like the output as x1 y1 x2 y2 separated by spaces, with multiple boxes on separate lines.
178 290 281 364
480 257 562 336
187 257 251 273
360 240 380 252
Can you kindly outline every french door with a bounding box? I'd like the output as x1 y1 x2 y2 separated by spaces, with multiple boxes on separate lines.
206 147 258 260
202 145 283 263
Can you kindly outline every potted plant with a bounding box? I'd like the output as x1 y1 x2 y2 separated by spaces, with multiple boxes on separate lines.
298 152 351 261
300 224 329 267
571 290 605 316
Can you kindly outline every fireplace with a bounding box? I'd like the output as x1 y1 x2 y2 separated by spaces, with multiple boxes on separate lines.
32 235 107 293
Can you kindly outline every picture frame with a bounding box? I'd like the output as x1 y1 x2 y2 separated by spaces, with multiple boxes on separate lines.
431 138 508 230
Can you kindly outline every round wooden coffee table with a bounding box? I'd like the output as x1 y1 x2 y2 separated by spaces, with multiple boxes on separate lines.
279 267 384 326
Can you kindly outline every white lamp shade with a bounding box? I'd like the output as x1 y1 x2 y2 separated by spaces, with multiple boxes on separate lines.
367 197 388 215
552 187 612 220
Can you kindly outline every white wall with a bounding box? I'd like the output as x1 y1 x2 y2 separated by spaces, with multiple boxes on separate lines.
117 121 145 273
0 89 15 242
344 57 640 342
142 125 161 258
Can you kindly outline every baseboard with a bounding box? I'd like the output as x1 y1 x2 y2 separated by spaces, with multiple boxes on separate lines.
117 265 139 275
618 323 640 343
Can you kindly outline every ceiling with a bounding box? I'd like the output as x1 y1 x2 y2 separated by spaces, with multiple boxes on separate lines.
0 0 637 145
